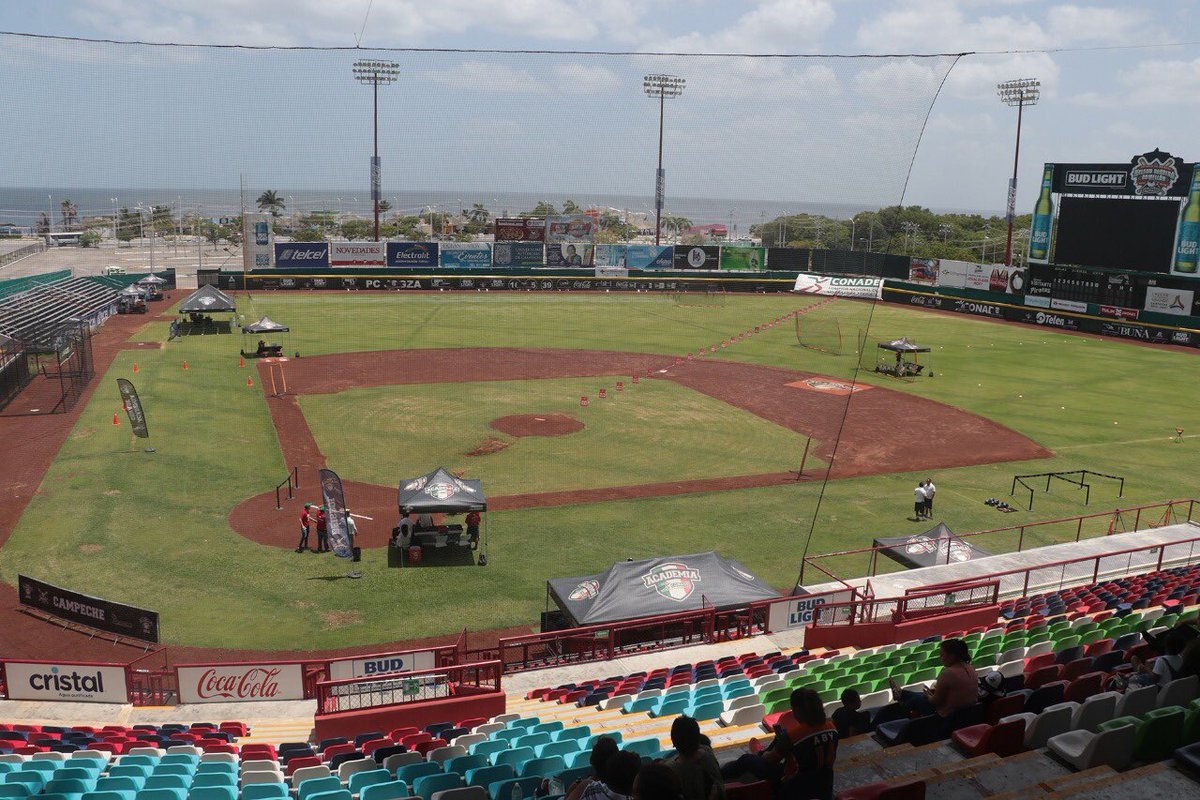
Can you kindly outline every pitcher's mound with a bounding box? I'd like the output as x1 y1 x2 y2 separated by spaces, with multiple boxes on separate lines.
490 413 585 437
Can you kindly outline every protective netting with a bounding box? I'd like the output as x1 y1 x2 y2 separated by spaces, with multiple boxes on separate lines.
0 33 958 230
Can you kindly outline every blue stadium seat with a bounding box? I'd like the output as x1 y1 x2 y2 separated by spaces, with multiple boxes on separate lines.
359 782 411 800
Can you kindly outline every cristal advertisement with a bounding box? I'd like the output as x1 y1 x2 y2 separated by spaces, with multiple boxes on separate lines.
6 661 129 703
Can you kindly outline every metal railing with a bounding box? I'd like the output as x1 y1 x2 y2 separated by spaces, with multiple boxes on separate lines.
812 580 1000 628
274 466 299 510
315 660 503 715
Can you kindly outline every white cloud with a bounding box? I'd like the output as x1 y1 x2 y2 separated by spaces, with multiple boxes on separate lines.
1045 6 1147 44
1116 56 1200 105
552 64 621 95
654 0 835 54
423 61 544 93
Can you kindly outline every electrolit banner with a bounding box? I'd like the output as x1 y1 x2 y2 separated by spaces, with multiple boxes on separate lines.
545 242 594 267
439 242 492 269
274 243 330 267
493 241 544 267
5 661 129 703
331 242 386 266
328 649 437 681
386 242 439 268
720 247 765 271
1171 163 1200 276
595 245 674 270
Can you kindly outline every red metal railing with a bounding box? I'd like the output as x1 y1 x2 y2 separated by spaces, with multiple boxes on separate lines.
799 499 1198 586
813 580 1000 628
315 660 503 715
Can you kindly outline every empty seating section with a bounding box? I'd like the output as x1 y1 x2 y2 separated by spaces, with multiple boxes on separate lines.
0 277 120 351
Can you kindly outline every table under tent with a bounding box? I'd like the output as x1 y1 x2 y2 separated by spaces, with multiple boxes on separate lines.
135 274 166 300
174 285 237 336
116 285 148 314
392 467 488 567
875 337 933 378
240 316 290 358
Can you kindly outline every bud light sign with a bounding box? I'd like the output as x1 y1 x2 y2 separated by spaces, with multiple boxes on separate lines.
274 243 330 267
176 663 305 703
387 242 439 268
328 649 437 680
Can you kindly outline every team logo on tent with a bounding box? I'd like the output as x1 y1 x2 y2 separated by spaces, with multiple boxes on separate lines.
403 477 428 491
425 481 457 501
905 536 936 555
642 562 702 602
569 580 600 601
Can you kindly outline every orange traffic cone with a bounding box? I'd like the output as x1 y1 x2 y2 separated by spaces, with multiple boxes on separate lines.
133 362 139 373
239 356 245 367
182 360 189 370
112 412 120 426
246 375 254 387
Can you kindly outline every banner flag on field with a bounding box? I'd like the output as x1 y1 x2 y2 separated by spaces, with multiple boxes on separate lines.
116 378 149 439
319 468 354 559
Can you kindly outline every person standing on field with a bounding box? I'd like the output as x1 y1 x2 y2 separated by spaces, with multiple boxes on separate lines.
315 506 329 553
923 479 936 518
296 503 313 552
913 482 927 521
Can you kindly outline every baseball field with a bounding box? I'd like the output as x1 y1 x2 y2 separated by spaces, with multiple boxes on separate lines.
2 290 1197 656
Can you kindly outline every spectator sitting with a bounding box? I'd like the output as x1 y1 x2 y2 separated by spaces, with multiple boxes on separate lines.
886 638 978 719
579 751 641 800
664 716 723 800
633 763 683 800
720 687 839 800
564 736 621 800
415 512 435 531
831 689 872 739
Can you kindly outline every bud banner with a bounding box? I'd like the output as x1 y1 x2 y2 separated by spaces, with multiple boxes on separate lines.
319 468 354 559
116 378 149 438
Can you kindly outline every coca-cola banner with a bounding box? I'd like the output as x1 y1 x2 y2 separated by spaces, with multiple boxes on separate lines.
177 663 305 703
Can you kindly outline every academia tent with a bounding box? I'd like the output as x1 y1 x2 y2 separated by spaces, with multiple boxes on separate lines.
548 551 779 627
178 284 237 314
873 522 991 570
396 467 489 563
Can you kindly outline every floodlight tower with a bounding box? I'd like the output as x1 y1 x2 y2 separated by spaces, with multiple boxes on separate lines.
997 78 1040 267
353 59 400 242
643 74 686 246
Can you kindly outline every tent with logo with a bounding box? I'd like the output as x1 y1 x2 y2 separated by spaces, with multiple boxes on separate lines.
872 522 991 570
547 551 779 628
240 315 290 358
396 467 488 564
176 284 237 335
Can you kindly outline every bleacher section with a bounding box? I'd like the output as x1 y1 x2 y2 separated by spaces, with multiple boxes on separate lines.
0 277 118 352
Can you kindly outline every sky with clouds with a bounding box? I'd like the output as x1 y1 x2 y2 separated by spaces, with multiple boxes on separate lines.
2 0 1199 217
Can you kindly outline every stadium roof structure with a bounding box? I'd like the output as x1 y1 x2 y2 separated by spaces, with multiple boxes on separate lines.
548 551 779 627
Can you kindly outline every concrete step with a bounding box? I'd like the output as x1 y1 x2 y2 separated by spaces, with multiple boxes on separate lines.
1047 762 1199 798
923 750 1071 800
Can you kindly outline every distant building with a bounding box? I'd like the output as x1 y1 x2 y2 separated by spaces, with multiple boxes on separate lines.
685 223 728 239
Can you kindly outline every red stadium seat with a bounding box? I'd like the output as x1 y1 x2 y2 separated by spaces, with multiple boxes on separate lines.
1025 664 1063 690
952 719 1025 758
836 778 926 800
389 727 419 741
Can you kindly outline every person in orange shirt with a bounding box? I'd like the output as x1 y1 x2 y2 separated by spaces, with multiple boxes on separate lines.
721 687 838 800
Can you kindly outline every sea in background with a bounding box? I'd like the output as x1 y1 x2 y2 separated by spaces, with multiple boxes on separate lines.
0 187 1002 233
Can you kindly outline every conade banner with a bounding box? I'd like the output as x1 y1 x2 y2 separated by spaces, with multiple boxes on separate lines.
793 274 883 299
493 241 544 267
386 242 439 268
177 664 305 703
18 574 160 643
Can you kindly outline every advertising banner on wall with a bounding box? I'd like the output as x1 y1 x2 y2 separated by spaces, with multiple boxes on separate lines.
328 649 437 681
673 245 720 270
274 242 330 268
1023 264 1054 308
5 661 129 703
1052 150 1194 198
18 574 160 643
767 248 811 271
331 242 386 266
1144 285 1195 316
793 274 883 299
243 213 274 270
544 242 594 267
493 241 544 267
545 215 597 243
595 245 674 270
766 590 855 632
440 242 492 269
495 218 545 241
720 247 766 271
177 663 305 703
386 242 439 268
908 258 939 284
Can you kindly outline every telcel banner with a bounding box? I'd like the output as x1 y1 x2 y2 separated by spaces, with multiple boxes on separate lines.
5 661 130 703
177 663 305 703
274 243 330 267
328 649 437 681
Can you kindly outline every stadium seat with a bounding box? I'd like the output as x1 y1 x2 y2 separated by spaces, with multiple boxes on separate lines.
834 778 926 800
951 720 1025 757
485 777 540 800
359 782 411 800
396 764 442 786
186 787 235 800
412 773 462 800
240 784 289 800
430 788 487 800
1046 719 1136 771
464 766 513 790
517 757 564 780
299 776 344 800
1134 706 1187 761
383 754 425 774
348 769 392 797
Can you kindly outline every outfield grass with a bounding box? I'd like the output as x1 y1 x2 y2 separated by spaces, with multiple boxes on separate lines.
3 292 1199 650
302 378 814 495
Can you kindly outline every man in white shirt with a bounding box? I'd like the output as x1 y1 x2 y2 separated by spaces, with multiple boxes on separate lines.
923 479 937 519
914 483 927 520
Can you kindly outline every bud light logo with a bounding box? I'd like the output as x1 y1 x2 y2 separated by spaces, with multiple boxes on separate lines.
274 243 329 266
363 658 409 676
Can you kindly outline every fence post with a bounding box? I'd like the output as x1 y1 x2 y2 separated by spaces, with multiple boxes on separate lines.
275 484 282 511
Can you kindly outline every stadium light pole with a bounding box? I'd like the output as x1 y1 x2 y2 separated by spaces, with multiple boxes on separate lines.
644 74 685 246
997 78 1040 267
353 59 400 242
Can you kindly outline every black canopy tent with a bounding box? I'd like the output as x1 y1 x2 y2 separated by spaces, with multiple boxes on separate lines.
396 467 488 564
175 285 237 334
873 522 991 570
875 336 932 378
240 316 290 358
116 285 147 314
547 551 779 628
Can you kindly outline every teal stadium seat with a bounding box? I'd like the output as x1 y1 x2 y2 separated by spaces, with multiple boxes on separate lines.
534 742 578 760
298 776 344 800
240 786 289 800
552 728 589 744
359 782 411 800
412 773 462 800
348 770 392 797
186 787 235 800
464 766 512 790
518 757 565 780
396 764 442 786
491 749 535 772
469 742 508 761
622 739 661 759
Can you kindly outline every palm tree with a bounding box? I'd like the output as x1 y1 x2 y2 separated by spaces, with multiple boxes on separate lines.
377 200 392 216
468 203 490 225
60 199 78 229
256 190 286 217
